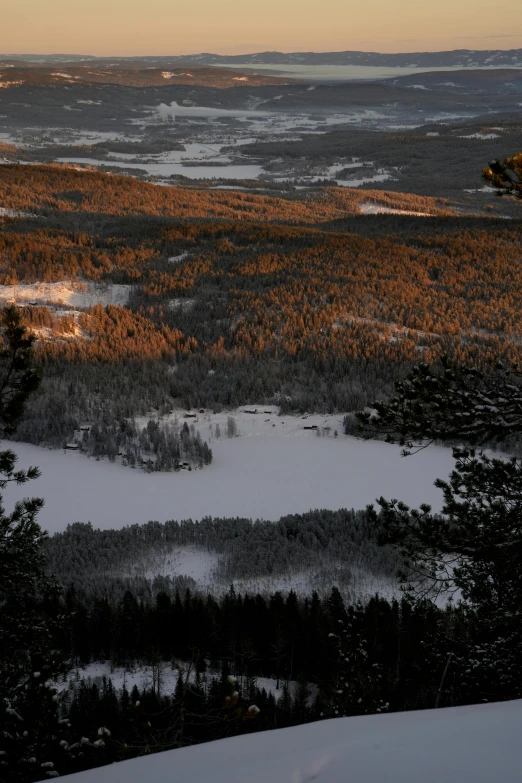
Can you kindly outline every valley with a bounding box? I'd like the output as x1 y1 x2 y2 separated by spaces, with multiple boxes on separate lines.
0 38 521 781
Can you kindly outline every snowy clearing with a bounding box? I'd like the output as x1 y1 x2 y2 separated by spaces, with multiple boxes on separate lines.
50 699 522 783
0 206 37 218
131 545 220 585
59 661 181 695
459 132 500 139
118 542 396 600
4 406 458 532
168 251 191 263
335 171 394 188
167 298 196 311
58 660 303 703
359 201 431 216
0 281 131 309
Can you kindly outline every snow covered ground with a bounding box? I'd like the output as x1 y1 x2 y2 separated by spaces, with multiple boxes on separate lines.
132 545 220 586
3 406 458 533
60 661 181 696
49 699 522 783
0 281 131 308
458 132 501 139
122 542 396 599
58 660 302 703
359 201 431 216
0 206 37 218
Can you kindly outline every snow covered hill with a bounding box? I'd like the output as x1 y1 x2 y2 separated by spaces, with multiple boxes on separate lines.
50 700 521 783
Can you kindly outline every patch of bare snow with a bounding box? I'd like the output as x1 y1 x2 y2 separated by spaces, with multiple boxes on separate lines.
0 281 132 308
464 185 497 193
359 201 431 216
129 546 219 585
0 207 37 218
168 252 191 263
459 133 500 139
168 298 196 312
335 170 395 188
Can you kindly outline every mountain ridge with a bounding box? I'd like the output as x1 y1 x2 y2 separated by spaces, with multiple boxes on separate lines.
2 48 522 68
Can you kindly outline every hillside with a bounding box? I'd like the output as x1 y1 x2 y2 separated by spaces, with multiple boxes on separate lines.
0 64 293 89
47 699 521 783
1 163 522 463
0 164 450 220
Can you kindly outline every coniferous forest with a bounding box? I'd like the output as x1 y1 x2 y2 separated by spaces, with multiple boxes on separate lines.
1 165 522 462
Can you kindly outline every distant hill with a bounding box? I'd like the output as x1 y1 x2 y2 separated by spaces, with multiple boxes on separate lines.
0 64 293 89
2 48 522 68
382 68 522 93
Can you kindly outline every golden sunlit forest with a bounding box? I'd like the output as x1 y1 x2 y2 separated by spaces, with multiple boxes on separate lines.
1 163 521 445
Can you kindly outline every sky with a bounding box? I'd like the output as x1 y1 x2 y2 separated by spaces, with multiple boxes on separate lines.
2 0 522 56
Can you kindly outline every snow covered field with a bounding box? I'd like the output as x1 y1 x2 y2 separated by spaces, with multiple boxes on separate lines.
50 699 522 783
58 660 300 703
4 407 458 533
0 206 37 218
359 201 431 216
0 281 131 308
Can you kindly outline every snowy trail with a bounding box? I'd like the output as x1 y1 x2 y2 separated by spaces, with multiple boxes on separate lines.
4 432 456 533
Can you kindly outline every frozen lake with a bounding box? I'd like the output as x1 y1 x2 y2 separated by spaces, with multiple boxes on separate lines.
158 101 271 120
217 63 522 80
57 157 265 179
3 426 457 533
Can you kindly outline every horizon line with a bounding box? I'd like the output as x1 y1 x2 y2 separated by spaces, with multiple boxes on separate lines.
2 44 522 59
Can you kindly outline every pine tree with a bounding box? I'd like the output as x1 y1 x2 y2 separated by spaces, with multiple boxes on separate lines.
357 356 522 450
329 605 389 718
360 356 522 702
0 307 94 781
483 153 522 199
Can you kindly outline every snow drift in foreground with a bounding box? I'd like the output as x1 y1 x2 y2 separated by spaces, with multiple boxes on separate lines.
50 699 521 783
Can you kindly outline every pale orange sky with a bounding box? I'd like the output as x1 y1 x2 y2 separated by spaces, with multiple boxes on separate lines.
2 0 522 56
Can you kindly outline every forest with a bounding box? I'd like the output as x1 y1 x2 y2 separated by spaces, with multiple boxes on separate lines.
37 582 515 777
1 154 522 782
43 510 400 602
238 118 522 203
0 164 521 459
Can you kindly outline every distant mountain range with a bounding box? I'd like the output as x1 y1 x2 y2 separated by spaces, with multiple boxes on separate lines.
2 48 522 68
